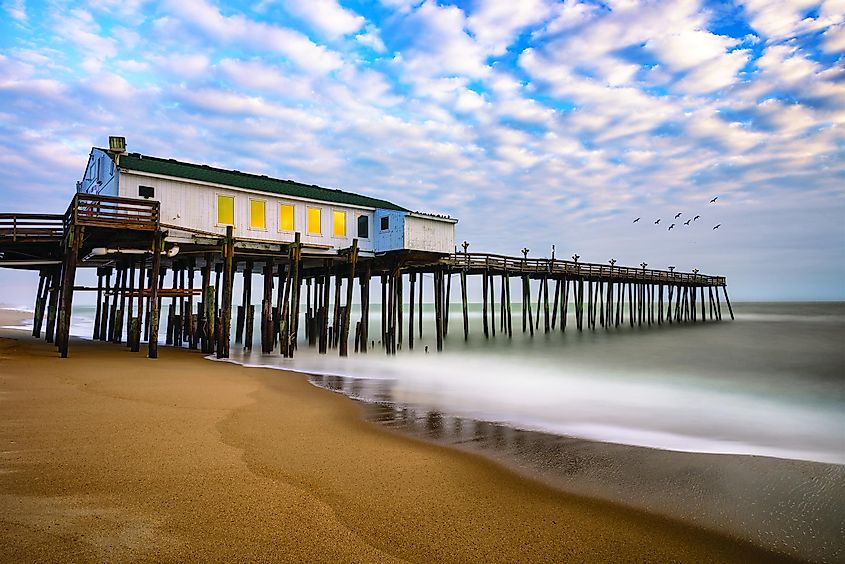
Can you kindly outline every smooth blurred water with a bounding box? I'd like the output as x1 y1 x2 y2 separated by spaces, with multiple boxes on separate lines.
230 301 845 466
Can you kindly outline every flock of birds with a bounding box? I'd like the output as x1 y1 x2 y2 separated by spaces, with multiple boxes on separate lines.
633 196 721 231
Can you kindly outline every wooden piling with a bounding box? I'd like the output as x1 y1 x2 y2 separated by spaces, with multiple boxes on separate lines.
45 267 60 343
561 277 569 332
126 259 137 347
721 285 735 320
340 239 358 357
397 271 404 348
482 271 489 339
505 274 513 338
444 270 451 336
332 269 342 349
262 259 274 353
551 279 560 329
434 269 444 352
217 226 235 359
461 269 469 340
489 271 496 338
360 263 370 353
57 225 82 358
409 272 416 350
147 231 163 358
245 304 255 351
319 260 331 354
290 233 303 354
89 269 101 340
31 269 50 339
542 276 550 333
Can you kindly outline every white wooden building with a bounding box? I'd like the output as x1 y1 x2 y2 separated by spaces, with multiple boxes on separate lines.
77 139 457 256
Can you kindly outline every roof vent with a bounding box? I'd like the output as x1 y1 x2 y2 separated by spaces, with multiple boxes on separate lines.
108 136 126 154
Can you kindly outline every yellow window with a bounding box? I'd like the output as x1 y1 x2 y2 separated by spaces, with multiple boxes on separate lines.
217 194 234 225
333 211 346 237
249 199 266 229
279 204 295 231
307 207 321 235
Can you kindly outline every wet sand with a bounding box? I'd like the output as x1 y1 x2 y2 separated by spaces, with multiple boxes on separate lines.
0 310 798 562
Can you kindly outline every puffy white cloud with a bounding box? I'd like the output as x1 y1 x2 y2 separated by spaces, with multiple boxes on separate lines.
163 0 344 74
396 1 488 80
355 25 387 52
466 0 554 56
821 23 845 52
739 0 842 42
280 0 364 40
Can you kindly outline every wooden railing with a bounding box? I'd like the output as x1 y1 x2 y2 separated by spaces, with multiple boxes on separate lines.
0 213 65 242
65 193 159 232
444 252 726 286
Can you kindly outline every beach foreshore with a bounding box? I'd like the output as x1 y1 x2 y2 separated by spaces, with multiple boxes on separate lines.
0 309 797 563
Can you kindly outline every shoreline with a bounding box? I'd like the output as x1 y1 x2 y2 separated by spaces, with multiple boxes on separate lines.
309 373 843 563
0 309 801 562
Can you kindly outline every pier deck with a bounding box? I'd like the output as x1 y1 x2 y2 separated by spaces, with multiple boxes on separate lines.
0 194 733 359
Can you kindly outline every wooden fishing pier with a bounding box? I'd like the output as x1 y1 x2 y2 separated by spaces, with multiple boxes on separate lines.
1 193 734 359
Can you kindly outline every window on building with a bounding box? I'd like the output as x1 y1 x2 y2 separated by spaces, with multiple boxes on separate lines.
139 185 155 199
307 207 322 235
217 194 234 226
279 204 295 231
357 215 369 238
333 211 346 237
250 199 266 229
380 216 390 231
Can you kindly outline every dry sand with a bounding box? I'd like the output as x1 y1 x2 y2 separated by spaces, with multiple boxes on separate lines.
0 310 798 562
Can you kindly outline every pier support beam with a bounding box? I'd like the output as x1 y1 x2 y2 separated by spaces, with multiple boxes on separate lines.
461 270 469 341
339 239 358 357
57 225 82 358
147 231 163 358
217 226 235 359
721 285 735 320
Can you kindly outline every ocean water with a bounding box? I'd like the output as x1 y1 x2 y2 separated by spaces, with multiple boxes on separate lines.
230 301 845 466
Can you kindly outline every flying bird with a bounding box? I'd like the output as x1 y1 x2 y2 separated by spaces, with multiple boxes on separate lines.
693 215 700 221
668 223 675 231
674 212 682 219
654 219 661 224
713 224 721 230
684 219 691 226
633 217 641 223
710 197 718 203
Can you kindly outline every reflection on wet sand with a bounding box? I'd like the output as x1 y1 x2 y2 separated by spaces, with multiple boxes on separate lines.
308 372 845 564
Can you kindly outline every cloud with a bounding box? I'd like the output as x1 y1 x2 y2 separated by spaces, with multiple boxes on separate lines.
738 0 842 42
280 0 365 40
466 0 554 56
821 22 845 52
163 0 344 74
4 0 26 21
396 1 489 80
355 24 387 53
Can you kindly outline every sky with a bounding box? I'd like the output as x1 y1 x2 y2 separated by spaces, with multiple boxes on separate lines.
0 0 843 303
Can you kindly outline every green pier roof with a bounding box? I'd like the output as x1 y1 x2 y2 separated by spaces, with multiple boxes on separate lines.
114 151 408 212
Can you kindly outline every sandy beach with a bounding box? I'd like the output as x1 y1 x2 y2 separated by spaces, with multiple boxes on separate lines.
0 309 798 563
